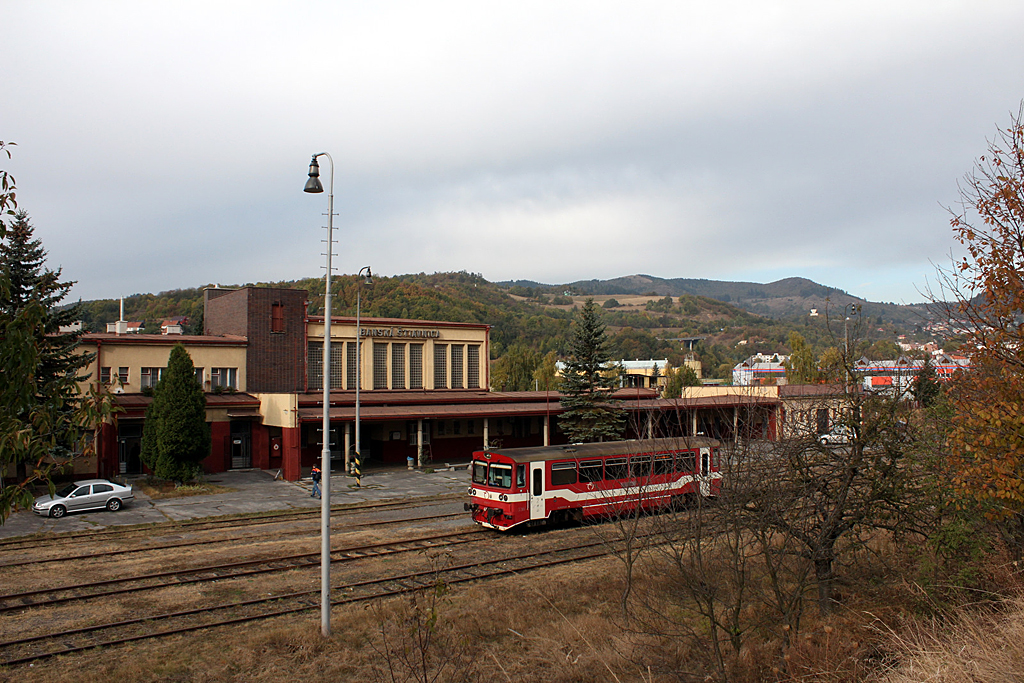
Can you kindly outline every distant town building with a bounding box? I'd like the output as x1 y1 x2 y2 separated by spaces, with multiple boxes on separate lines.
733 353 789 386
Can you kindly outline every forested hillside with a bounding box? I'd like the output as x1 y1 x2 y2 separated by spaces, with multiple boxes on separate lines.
73 271 935 381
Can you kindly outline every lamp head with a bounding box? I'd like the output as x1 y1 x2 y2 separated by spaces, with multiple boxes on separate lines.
362 266 374 287
304 155 323 193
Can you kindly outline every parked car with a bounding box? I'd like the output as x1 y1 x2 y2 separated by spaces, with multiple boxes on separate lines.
32 479 134 518
818 426 853 446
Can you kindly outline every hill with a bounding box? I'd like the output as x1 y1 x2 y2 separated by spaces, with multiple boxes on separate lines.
500 274 930 325
70 272 942 381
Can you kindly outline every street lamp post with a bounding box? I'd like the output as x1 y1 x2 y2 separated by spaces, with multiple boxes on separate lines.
303 152 334 638
353 266 373 487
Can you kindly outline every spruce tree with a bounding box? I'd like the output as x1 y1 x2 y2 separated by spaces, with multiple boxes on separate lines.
149 344 211 483
558 299 624 442
0 211 91 472
911 354 941 407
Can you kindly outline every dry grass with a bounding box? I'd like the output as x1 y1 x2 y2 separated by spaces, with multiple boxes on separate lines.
875 594 1024 683
136 480 236 499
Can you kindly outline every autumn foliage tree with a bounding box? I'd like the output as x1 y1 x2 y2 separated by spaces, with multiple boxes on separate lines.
935 104 1024 554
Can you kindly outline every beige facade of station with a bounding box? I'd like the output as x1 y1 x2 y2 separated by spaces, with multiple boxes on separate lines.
305 318 489 392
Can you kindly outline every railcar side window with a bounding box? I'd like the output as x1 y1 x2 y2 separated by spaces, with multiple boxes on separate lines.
551 461 577 486
653 455 672 475
488 463 512 488
630 456 652 477
516 464 526 488
605 458 627 480
579 459 603 483
472 462 488 485
677 451 696 474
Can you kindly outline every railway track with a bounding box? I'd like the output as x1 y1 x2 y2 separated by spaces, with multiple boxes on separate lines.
0 531 615 667
0 506 469 569
0 528 488 614
0 493 464 554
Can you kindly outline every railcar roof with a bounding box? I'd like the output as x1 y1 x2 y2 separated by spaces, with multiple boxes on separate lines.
482 437 720 464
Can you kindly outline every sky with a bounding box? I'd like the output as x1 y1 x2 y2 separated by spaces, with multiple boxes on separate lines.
3 1 1023 305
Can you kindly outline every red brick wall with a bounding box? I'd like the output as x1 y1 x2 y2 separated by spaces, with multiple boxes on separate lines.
204 288 249 336
244 288 307 393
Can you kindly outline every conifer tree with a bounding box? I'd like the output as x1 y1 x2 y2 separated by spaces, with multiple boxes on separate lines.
911 354 941 407
1 211 92 479
558 299 624 442
146 344 211 483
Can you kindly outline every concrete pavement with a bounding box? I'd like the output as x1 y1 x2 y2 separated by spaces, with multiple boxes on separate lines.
0 466 471 539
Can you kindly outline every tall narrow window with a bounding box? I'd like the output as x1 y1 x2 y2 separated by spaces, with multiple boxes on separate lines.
392 343 406 389
451 345 464 389
467 345 480 388
328 347 343 389
409 344 423 389
99 367 111 384
346 342 357 390
271 302 284 333
434 344 448 389
308 344 323 390
373 343 388 389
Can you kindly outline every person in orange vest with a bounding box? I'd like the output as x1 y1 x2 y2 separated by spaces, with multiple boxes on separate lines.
311 463 322 499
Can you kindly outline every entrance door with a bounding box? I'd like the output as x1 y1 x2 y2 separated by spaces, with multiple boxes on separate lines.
529 462 546 520
117 423 143 475
230 421 252 469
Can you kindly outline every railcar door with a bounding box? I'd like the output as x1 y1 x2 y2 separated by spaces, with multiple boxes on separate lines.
529 461 546 520
698 447 711 496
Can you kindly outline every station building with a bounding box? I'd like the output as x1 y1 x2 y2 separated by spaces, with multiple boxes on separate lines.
77 286 791 482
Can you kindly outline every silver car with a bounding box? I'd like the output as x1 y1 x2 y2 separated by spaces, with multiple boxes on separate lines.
32 479 134 518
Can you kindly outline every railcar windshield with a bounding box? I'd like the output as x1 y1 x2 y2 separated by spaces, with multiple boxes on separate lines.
488 463 512 488
472 461 488 485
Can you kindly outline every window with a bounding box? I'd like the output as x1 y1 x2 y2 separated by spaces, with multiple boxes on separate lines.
701 450 710 476
677 451 696 474
472 461 488 484
653 455 673 475
100 367 111 384
605 457 628 480
630 456 652 477
551 461 577 486
467 345 480 388
194 367 204 384
409 344 423 389
451 344 464 388
453 420 461 435
488 463 512 488
373 343 388 389
308 344 323 390
211 367 237 390
140 367 164 389
437 421 446 436
94 484 112 494
391 343 405 389
467 420 475 435
517 464 526 488
579 459 603 483
271 302 285 333
434 344 448 388
118 367 129 384
346 342 357 390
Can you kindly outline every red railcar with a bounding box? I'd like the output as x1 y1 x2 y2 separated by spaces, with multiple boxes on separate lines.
465 437 722 531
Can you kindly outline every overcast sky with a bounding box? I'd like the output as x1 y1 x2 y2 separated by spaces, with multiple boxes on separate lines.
4 2 1023 304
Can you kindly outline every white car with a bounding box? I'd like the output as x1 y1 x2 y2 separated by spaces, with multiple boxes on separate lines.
32 479 134 518
818 426 853 445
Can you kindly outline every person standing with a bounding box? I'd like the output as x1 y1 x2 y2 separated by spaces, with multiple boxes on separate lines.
311 463 322 498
